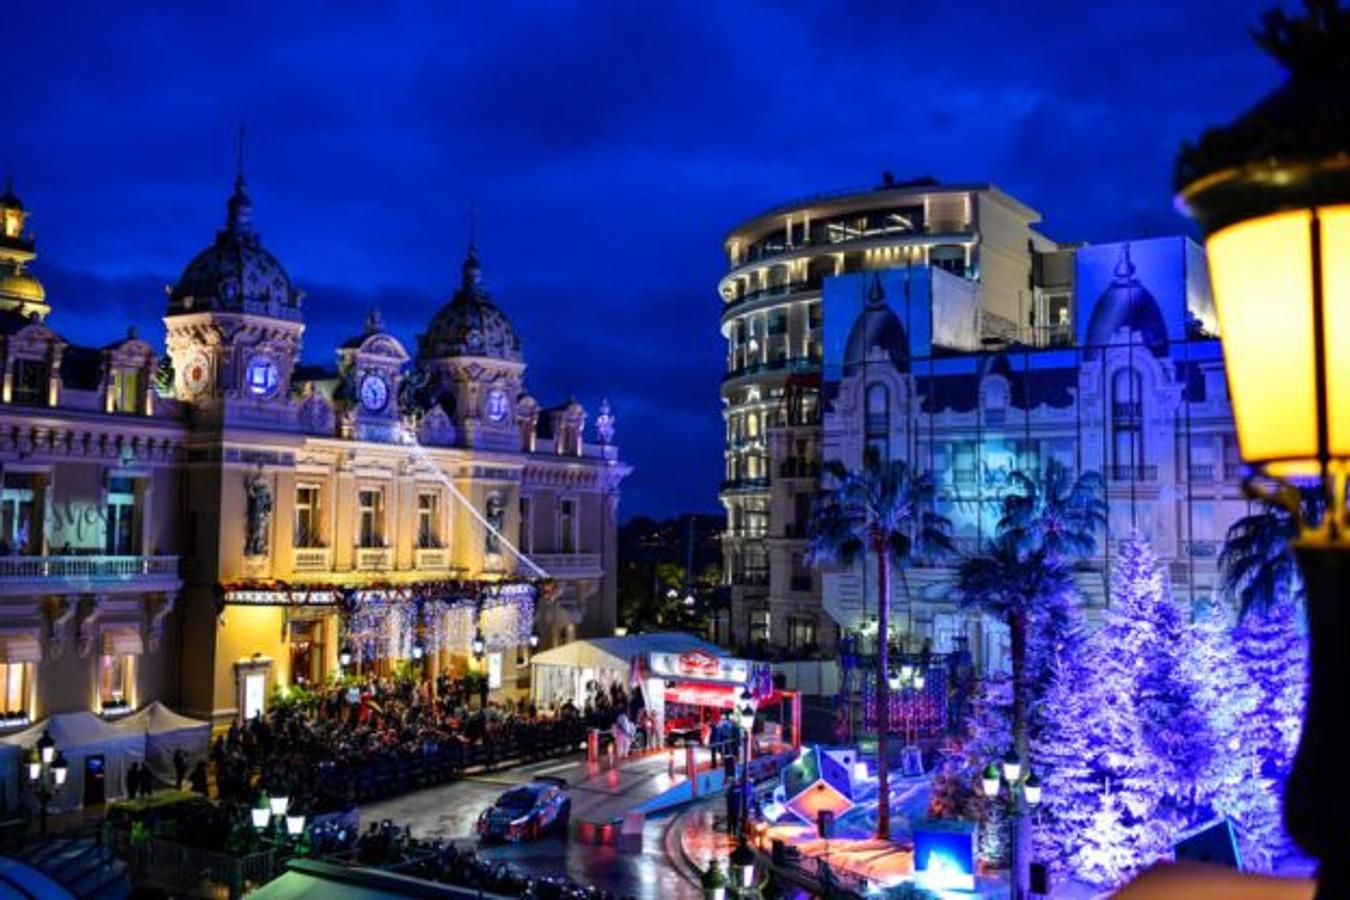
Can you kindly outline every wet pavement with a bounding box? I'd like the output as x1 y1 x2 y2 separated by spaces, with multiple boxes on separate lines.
361 754 702 899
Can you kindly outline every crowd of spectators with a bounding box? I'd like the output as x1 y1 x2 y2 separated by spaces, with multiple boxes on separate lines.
209 673 595 813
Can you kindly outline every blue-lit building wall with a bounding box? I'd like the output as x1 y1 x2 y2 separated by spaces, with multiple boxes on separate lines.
817 236 1247 671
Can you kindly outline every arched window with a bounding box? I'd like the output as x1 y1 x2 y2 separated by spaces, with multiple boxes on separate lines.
865 382 889 460
1111 368 1143 474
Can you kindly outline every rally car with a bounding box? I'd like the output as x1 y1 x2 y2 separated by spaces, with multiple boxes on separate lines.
476 778 571 842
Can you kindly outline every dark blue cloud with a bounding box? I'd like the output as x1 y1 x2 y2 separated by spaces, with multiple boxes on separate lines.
3 0 1281 517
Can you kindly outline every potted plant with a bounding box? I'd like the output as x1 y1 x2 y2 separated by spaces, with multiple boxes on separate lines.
701 858 728 900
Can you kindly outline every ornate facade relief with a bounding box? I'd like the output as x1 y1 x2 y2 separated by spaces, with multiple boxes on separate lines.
244 472 273 556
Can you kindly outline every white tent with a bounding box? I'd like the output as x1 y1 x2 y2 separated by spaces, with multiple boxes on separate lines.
529 632 726 708
0 712 146 812
111 702 210 790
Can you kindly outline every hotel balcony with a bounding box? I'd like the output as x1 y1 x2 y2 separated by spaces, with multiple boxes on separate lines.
0 554 181 596
1109 464 1159 482
355 546 393 572
532 553 603 577
414 547 451 572
292 547 332 573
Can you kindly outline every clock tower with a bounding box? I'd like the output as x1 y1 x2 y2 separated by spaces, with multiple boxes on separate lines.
415 244 526 451
335 308 409 442
163 173 304 427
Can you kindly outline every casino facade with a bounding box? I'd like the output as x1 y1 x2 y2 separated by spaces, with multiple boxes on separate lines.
0 175 630 729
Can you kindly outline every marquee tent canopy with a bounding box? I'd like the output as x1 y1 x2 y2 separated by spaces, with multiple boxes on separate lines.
529 632 726 708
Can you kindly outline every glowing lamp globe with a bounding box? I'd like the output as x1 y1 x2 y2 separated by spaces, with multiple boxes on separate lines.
1023 772 1042 807
1176 9 1350 496
980 762 1001 799
528 630 540 650
269 794 289 817
285 813 306 836
1001 750 1022 784
886 669 901 691
912 672 926 690
27 758 40 782
338 646 353 668
471 629 486 659
37 731 55 765
411 642 424 661
51 753 68 787
729 839 756 890
251 804 271 830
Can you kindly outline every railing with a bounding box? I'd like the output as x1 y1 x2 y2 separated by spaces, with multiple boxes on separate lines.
1189 464 1215 483
1182 540 1219 558
1110 464 1159 481
292 547 331 573
722 357 818 383
723 279 824 315
355 546 393 571
1112 401 1144 419
414 547 450 571
721 477 771 492
126 840 280 899
740 570 770 586
0 554 179 580
778 459 820 479
532 553 602 575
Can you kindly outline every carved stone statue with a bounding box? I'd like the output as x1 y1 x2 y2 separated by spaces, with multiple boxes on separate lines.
595 398 616 444
244 474 273 557
484 495 504 554
153 355 176 398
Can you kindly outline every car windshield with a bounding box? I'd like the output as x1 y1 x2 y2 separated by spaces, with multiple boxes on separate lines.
497 788 537 813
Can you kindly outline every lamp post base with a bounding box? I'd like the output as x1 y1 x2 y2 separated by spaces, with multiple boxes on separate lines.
1287 545 1350 899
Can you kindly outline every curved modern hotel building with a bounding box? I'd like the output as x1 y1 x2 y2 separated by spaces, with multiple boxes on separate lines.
718 177 1243 666
718 180 1068 653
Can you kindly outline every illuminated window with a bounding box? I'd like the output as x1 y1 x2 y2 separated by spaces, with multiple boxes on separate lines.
1112 368 1143 473
99 654 134 706
788 617 817 651
749 610 771 645
866 382 890 460
0 473 38 556
0 663 29 720
294 486 321 548
105 477 139 555
11 358 47 406
417 492 441 549
358 489 384 548
289 619 322 685
110 368 143 414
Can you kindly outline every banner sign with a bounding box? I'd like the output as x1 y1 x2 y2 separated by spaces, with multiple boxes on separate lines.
649 650 751 684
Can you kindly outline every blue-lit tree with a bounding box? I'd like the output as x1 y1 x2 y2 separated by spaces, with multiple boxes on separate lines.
956 460 1105 896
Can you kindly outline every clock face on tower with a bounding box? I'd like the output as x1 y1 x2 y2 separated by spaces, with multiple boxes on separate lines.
245 356 280 398
359 373 388 412
485 388 510 423
183 352 211 397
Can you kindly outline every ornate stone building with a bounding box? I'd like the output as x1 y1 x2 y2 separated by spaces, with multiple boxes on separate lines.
0 175 629 731
719 178 1246 669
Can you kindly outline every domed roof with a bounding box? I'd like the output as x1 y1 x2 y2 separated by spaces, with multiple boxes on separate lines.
844 274 909 375
1085 244 1168 356
167 176 301 320
0 270 44 303
417 246 522 362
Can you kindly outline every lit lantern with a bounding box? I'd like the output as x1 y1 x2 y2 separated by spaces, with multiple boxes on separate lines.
528 630 540 650
980 762 1001 799
51 753 68 787
269 795 289 817
37 730 55 765
1001 750 1022 784
729 838 757 891
338 645 353 668
251 803 271 830
285 813 306 836
471 628 486 659
1174 4 1350 884
27 752 40 782
411 642 425 661
1023 772 1042 807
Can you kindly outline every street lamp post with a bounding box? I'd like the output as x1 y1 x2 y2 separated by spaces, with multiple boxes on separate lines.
1175 4 1350 896
27 731 68 840
980 751 1042 899
729 688 759 897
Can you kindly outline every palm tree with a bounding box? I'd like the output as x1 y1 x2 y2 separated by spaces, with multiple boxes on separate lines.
807 448 952 839
956 459 1104 898
1218 489 1321 617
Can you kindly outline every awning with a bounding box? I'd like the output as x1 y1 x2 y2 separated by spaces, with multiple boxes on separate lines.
0 630 42 664
101 626 143 657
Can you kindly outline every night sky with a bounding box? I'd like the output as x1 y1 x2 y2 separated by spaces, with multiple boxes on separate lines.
4 2 1279 519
